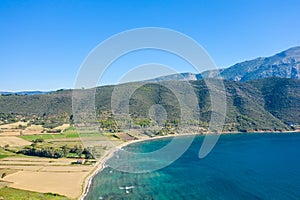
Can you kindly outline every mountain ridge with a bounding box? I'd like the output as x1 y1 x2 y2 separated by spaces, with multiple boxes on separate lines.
147 46 300 83
2 46 299 95
0 91 53 96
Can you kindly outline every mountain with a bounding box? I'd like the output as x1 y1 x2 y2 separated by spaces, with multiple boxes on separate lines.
216 46 300 81
0 91 53 96
144 72 201 82
145 46 300 82
0 78 299 132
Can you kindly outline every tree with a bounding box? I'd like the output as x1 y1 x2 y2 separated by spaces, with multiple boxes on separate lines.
70 145 83 158
32 138 44 143
61 145 68 157
1 173 6 178
83 148 94 159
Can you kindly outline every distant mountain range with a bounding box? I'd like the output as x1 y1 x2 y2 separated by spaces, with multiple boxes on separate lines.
0 91 52 96
148 46 300 82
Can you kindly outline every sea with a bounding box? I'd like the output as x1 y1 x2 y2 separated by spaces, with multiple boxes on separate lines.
84 133 300 200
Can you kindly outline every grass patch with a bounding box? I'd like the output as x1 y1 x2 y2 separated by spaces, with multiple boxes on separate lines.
19 133 77 141
0 148 16 159
63 125 76 132
19 132 80 141
19 131 106 142
0 187 70 200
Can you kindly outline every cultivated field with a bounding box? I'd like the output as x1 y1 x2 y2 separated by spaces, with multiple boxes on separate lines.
0 123 70 136
0 136 31 147
0 157 93 199
0 122 142 199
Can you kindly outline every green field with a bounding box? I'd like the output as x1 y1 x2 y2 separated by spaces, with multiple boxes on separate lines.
19 131 116 142
0 187 70 200
19 132 80 141
0 148 16 159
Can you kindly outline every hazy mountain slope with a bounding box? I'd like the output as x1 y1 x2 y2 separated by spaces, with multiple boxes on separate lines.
144 72 201 82
218 46 300 81
144 46 300 83
0 91 52 95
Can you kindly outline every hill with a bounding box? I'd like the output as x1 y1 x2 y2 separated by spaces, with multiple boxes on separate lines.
248 78 300 124
0 78 299 132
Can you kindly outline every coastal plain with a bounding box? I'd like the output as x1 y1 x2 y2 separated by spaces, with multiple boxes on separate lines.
0 123 99 199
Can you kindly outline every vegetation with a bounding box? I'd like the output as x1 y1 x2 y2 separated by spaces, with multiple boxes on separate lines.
16 137 94 159
0 127 95 159
18 132 100 143
0 187 69 200
17 145 93 159
249 78 300 125
0 148 16 159
1 172 6 179
0 113 22 124
0 78 299 132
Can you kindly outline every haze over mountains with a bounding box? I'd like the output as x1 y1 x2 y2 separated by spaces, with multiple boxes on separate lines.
148 46 300 82
0 91 52 96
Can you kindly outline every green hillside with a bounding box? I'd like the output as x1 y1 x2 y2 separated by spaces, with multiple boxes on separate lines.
0 78 299 132
249 78 300 124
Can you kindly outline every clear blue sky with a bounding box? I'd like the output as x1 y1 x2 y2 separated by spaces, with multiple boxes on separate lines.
1 0 300 91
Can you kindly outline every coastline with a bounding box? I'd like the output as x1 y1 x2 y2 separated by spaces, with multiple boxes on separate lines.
79 129 300 200
79 132 198 200
79 133 185 200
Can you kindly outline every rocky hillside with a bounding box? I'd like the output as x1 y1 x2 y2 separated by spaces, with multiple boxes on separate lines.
147 46 300 82
217 46 300 81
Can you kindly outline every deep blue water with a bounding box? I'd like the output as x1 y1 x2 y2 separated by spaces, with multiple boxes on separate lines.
85 133 300 200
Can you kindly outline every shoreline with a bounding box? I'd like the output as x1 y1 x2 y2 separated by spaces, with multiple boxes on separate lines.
79 133 185 200
79 129 300 199
79 132 199 200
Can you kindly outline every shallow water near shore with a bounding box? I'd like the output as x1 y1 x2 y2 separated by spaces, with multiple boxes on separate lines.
84 133 300 200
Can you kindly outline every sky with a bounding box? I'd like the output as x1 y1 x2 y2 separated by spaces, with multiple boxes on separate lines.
1 0 300 91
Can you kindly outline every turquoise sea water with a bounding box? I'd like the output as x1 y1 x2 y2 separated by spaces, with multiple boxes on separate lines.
85 133 300 200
